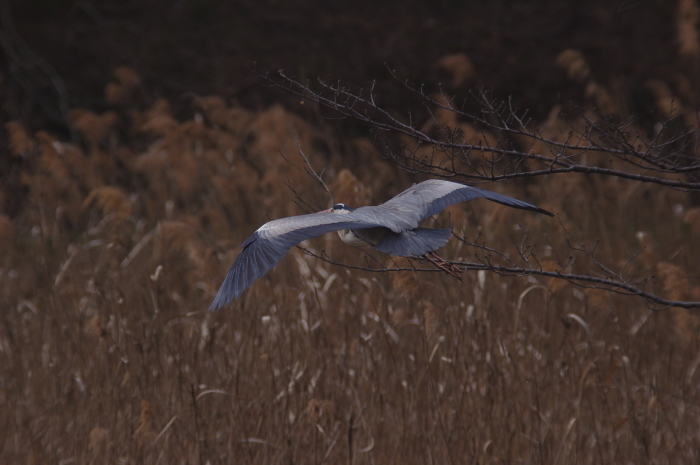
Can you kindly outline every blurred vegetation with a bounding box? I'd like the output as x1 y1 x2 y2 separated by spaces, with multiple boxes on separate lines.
1 0 700 463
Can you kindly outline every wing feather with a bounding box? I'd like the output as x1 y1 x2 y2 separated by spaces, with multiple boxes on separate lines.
210 211 382 310
353 179 552 232
375 228 453 257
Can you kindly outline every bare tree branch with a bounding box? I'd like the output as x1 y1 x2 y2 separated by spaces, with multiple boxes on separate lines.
298 246 700 311
257 69 700 190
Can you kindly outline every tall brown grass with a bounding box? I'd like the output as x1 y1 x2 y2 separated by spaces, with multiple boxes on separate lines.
1 67 699 464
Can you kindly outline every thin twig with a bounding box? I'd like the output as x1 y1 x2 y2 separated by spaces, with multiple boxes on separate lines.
258 70 700 190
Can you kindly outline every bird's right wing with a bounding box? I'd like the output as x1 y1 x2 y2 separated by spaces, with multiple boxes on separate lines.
209 212 381 310
353 179 553 232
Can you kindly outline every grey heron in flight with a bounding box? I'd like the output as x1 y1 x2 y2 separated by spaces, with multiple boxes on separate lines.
210 179 553 310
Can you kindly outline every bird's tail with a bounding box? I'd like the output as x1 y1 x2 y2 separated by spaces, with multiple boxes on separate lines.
374 228 452 257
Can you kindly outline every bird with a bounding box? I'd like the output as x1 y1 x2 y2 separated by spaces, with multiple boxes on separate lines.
209 179 553 310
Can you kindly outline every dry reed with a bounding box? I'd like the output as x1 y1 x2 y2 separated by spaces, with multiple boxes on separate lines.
1 68 699 464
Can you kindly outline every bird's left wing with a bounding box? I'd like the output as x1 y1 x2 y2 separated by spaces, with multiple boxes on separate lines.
210 211 380 310
354 179 553 232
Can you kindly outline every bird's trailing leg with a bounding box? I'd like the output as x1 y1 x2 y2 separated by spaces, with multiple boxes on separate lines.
423 252 463 280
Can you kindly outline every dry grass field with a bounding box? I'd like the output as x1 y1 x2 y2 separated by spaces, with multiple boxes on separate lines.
1 63 700 465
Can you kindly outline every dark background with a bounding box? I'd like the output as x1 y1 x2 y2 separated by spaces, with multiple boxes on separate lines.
3 0 682 123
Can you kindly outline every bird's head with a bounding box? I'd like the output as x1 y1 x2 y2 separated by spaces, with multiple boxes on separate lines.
323 203 354 214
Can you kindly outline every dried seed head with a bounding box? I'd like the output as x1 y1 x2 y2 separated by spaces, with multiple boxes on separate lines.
5 121 35 156
683 207 700 233
541 260 568 294
423 301 441 345
656 262 690 302
85 316 106 338
83 186 133 218
677 0 700 58
330 169 373 207
134 400 153 437
438 53 476 87
306 399 335 424
556 49 590 83
114 66 140 87
88 427 108 450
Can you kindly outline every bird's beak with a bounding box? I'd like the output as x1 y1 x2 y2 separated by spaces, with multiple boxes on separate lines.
321 208 331 213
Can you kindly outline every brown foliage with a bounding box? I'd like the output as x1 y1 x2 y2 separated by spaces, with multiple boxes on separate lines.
422 300 441 346
645 79 683 118
67 109 120 147
678 0 700 59
2 71 700 464
134 400 154 439
88 426 108 451
556 49 591 83
5 121 35 156
556 49 617 114
306 398 335 425
105 67 141 105
82 186 132 218
657 262 699 344
437 53 476 87
684 206 700 233
0 214 15 256
656 262 691 303
114 66 140 87
329 168 373 207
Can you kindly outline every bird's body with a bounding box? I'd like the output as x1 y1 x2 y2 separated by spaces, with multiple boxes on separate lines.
337 227 386 248
210 179 553 310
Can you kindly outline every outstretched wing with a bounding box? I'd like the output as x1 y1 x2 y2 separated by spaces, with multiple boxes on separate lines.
353 179 553 232
210 211 381 310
